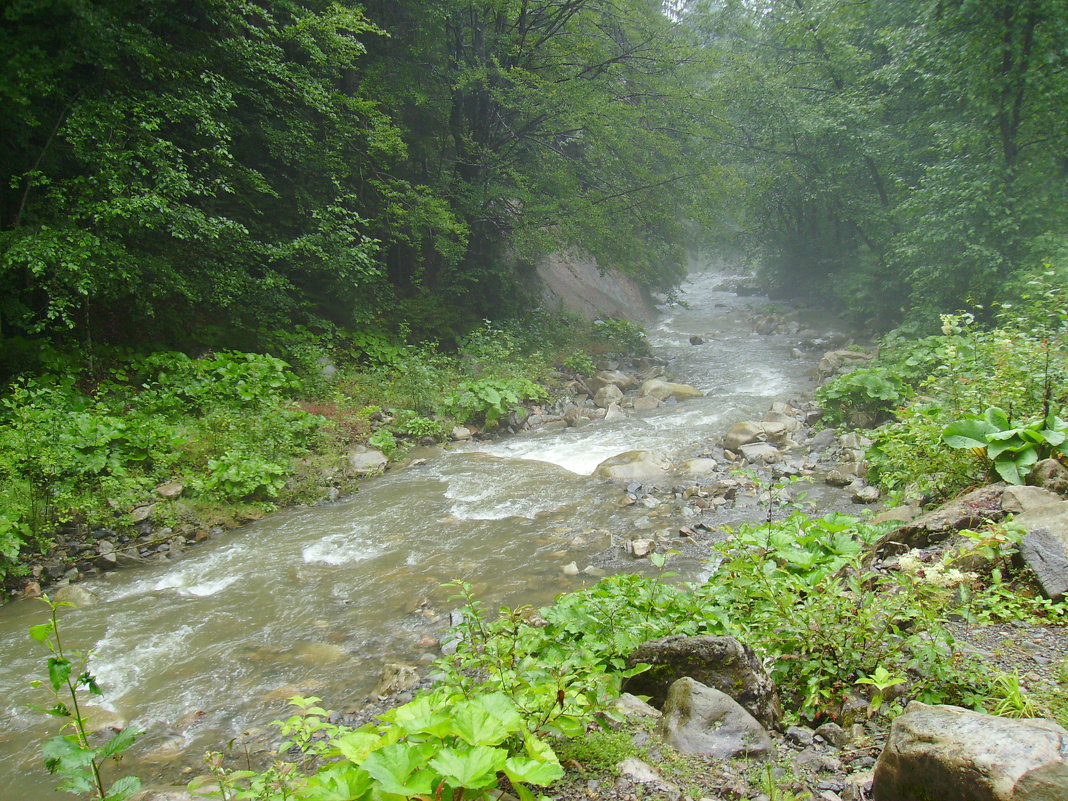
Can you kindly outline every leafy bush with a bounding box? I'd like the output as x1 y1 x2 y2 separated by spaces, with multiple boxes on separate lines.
815 366 909 427
591 318 649 355
443 377 548 426
561 352 597 377
367 429 399 459
943 407 1067 484
393 412 449 441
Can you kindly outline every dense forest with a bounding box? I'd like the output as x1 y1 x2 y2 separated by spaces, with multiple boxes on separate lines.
4 0 1065 365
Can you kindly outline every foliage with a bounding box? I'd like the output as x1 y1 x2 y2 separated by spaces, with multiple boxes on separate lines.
943 407 1067 484
366 429 399 461
815 367 909 427
29 597 142 801
591 319 649 355
443 378 548 427
561 352 597 377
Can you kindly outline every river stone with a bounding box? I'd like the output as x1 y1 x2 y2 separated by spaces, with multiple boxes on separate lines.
130 503 156 523
1028 458 1068 495
563 407 588 427
622 634 781 728
640 378 704 402
724 421 765 450
872 701 1068 801
617 757 682 798
450 426 473 441
659 677 774 759
594 383 624 408
740 442 780 464
1003 485 1064 516
291 642 348 666
604 402 626 422
593 450 671 483
372 663 419 699
590 369 638 392
614 693 662 718
677 457 719 476
631 395 661 411
628 538 655 557
1019 529 1068 602
348 446 388 473
154 481 185 499
53 584 98 608
852 485 880 504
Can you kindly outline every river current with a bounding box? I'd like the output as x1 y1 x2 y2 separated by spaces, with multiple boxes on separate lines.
0 265 846 799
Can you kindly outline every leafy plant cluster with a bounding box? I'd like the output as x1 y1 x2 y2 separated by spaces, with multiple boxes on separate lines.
815 367 910 427
0 352 324 579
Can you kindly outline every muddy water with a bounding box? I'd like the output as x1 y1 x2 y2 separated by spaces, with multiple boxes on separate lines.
0 265 846 799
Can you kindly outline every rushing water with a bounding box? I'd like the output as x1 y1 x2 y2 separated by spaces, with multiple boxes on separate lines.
0 265 847 799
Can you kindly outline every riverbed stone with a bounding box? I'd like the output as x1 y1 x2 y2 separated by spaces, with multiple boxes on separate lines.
724 421 765 450
130 503 156 523
616 757 682 798
593 450 672 483
348 446 388 473
54 584 98 608
677 457 719 476
622 634 781 728
155 481 185 499
628 538 655 557
659 677 774 759
631 395 661 411
372 663 419 699
640 378 704 402
594 383 624 408
1028 458 1068 495
590 369 638 392
872 701 1068 801
450 426 473 441
740 442 781 463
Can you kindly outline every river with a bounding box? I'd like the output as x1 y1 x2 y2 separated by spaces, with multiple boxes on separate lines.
0 264 852 799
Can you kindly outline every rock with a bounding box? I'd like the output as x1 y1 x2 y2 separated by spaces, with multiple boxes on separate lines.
659 677 774 759
740 442 781 464
689 335 704 345
871 504 922 526
852 485 880 504
130 504 156 523
818 351 842 374
1019 529 1068 602
604 402 626 422
628 538 656 558
348 446 388 474
868 484 1006 561
872 701 1068 801
154 481 185 499
372 663 419 699
786 725 816 747
1003 485 1064 516
815 722 850 748
724 421 766 450
53 584 98 608
593 450 672 483
291 642 348 666
809 428 838 452
590 369 638 392
639 378 704 402
1028 458 1068 495
616 757 682 798
450 426 473 441
763 410 802 431
563 407 588 427
677 457 719 476
594 383 624 408
631 395 661 411
622 635 781 728
614 693 663 718
561 561 580 576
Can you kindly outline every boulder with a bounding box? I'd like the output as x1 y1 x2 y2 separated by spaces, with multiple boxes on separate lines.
348 446 388 474
872 701 1068 801
590 369 638 392
740 442 781 464
1028 459 1068 495
622 634 781 728
593 450 672 483
689 335 705 345
868 484 1006 561
53 584 98 608
154 481 185 500
1003 485 1064 516
372 663 419 699
604 402 626 422
594 383 624 408
563 407 588 427
676 457 719 476
640 378 704 402
724 421 766 450
450 426 473 441
1006 487 1068 601
631 395 661 412
627 538 655 558
852 485 880 504
616 757 682 799
130 504 156 523
659 677 774 759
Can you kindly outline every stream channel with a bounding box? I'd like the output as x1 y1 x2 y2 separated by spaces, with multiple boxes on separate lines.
0 264 858 799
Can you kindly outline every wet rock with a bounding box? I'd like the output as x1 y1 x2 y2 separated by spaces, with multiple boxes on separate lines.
348 446 388 474
563 407 588 427
590 369 638 392
689 335 705 345
872 701 1068 801
593 450 672 483
622 634 781 728
740 442 781 464
291 642 348 666
724 421 766 450
631 395 661 411
561 561 580 576
155 481 185 500
852 485 880 504
450 426 473 441
372 663 419 699
604 402 626 422
1028 458 1068 495
130 504 156 523
659 677 774 759
870 504 921 525
677 457 719 476
54 584 98 608
594 383 624 408
130 788 199 801
627 538 656 558
808 428 838 452
640 378 704 402
786 725 816 747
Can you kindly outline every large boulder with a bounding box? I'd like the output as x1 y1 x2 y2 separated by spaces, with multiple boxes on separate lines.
348 446 388 474
659 677 774 759
872 701 1068 801
589 369 638 393
1007 486 1068 601
622 635 781 728
1028 458 1068 496
594 383 624 408
724 421 788 450
593 450 672 483
639 379 704 402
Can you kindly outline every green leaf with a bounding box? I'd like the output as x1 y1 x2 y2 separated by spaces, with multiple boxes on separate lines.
428 745 507 789
361 742 436 796
303 763 375 801
504 756 564 786
48 657 72 692
450 700 511 746
29 622 55 643
334 730 383 763
101 726 142 757
473 691 524 731
942 419 994 450
103 775 141 801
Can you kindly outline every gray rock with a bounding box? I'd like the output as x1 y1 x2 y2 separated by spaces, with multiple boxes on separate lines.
371 663 419 699
1019 528 1068 602
786 725 816 747
627 538 655 558
622 634 781 728
809 428 838 451
740 442 781 464
450 426 473 441
631 395 661 411
676 457 719 476
1006 488 1068 601
640 378 704 402
348 446 388 474
724 421 766 450
130 504 156 523
154 481 185 500
590 369 638 392
873 701 1068 801
594 383 624 408
53 584 98 608
604 402 626 422
659 677 774 759
563 407 588 427
593 450 672 483
616 757 682 799
815 722 850 748
852 485 880 504
1028 458 1068 495
689 335 704 345
613 693 662 718
1003 485 1064 516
